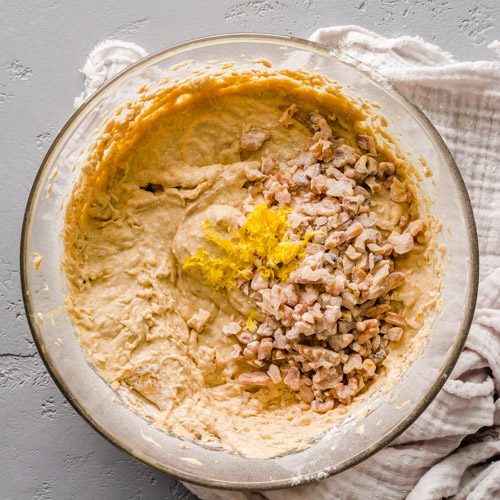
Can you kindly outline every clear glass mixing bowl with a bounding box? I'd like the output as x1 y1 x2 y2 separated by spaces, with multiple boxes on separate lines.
21 34 478 490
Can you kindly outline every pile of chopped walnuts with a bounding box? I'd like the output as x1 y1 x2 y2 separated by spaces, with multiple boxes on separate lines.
225 107 426 413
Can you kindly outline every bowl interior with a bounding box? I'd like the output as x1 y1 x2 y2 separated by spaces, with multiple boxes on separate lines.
21 34 478 490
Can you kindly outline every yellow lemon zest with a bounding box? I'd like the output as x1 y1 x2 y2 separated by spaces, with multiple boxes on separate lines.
181 203 311 293
246 310 258 332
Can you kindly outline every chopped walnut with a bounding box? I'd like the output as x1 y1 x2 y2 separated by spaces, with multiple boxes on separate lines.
251 272 268 291
279 104 300 126
243 340 260 360
386 326 404 341
258 337 274 360
325 221 364 249
385 311 406 327
245 165 267 182
261 157 275 174
378 161 395 177
187 308 211 332
238 371 272 386
362 358 376 376
267 363 282 383
365 303 391 318
389 177 408 203
223 322 242 336
240 128 270 151
356 134 377 155
231 344 242 359
385 272 406 292
299 381 315 403
310 111 332 140
388 231 414 254
238 331 255 344
311 398 334 413
326 178 354 197
283 366 301 391
343 353 363 374
364 175 381 192
331 145 358 168
310 139 333 161
275 186 291 205
406 218 425 237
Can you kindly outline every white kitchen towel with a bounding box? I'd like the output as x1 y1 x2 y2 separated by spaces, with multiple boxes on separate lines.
76 27 500 500
74 40 148 108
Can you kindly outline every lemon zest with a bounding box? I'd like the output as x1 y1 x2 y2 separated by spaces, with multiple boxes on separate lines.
246 310 258 332
181 203 311 293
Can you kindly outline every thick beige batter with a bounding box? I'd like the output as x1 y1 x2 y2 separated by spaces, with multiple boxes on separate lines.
64 68 439 458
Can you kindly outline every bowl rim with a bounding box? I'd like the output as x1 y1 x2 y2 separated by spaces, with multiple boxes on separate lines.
20 32 479 491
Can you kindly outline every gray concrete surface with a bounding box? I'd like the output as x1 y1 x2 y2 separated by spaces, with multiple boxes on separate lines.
1 1 498 499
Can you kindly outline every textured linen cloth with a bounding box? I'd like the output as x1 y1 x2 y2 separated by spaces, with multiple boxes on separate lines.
76 28 500 499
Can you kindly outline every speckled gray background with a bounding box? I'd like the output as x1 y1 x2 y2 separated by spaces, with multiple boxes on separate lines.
1 1 499 499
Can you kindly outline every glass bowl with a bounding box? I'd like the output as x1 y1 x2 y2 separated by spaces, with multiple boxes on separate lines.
21 34 478 490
